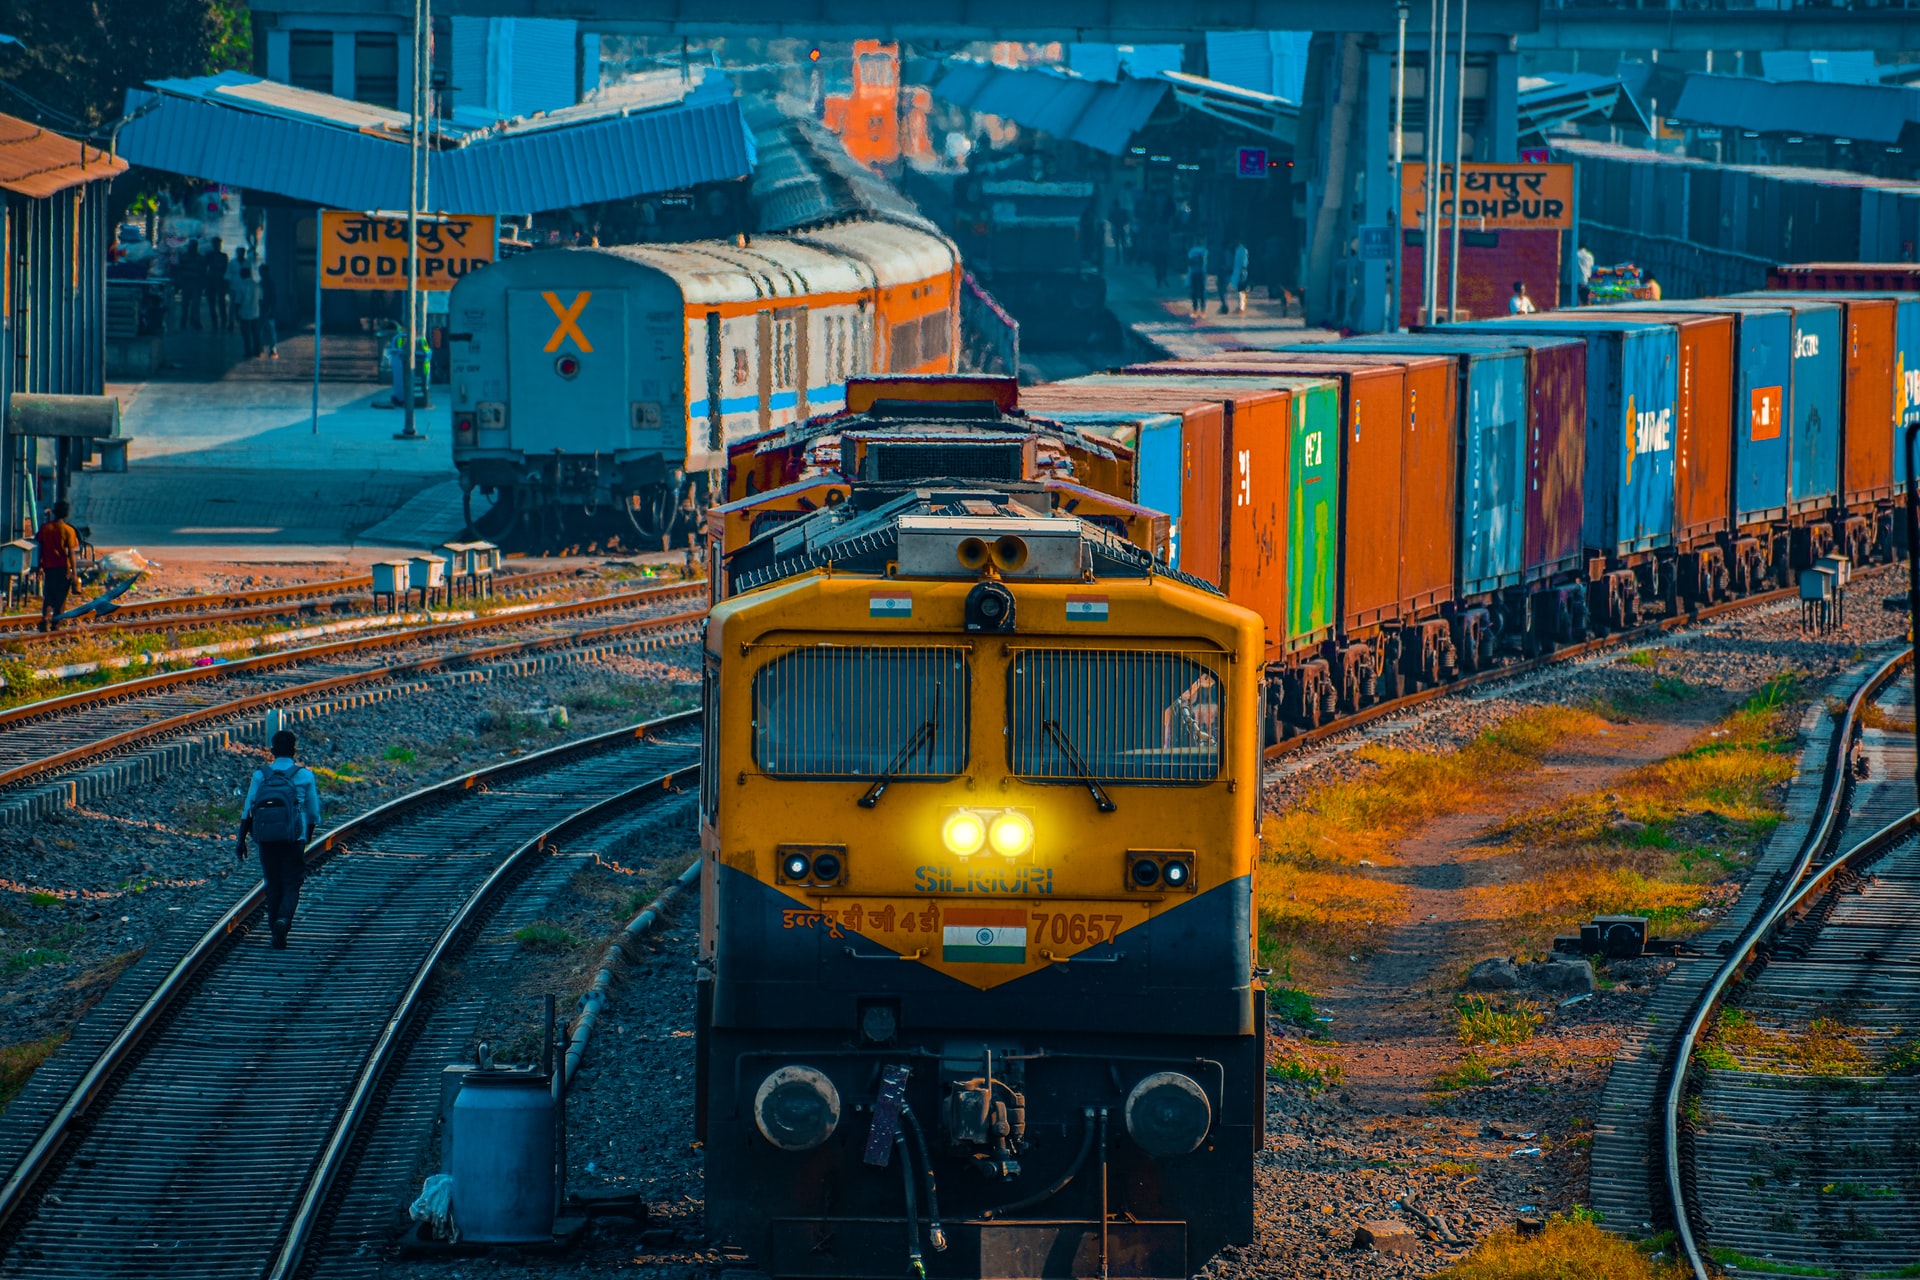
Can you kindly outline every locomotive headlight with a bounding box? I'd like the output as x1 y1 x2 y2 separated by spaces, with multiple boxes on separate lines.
987 809 1035 859
942 809 987 858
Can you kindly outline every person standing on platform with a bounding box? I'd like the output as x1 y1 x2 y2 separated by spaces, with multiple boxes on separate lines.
206 238 231 332
35 501 79 633
233 264 262 358
1186 239 1209 318
258 265 280 358
178 242 205 331
1223 242 1250 313
1509 280 1537 314
238 730 321 950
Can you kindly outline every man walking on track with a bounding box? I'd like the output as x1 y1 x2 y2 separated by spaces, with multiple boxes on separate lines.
239 730 322 949
35 501 79 633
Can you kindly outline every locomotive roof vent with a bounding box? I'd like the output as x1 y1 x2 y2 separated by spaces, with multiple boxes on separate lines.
896 514 1085 581
862 438 1026 485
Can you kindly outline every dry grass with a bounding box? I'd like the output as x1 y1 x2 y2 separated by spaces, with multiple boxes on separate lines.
1463 675 1803 955
1700 1009 1876 1077
1436 1216 1682 1280
0 1034 67 1108
1259 707 1606 975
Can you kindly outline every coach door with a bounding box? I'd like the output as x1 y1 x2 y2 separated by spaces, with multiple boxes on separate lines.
508 288 628 453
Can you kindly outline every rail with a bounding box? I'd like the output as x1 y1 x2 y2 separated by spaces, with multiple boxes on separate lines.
0 709 702 1269
0 566 581 643
0 578 702 734
1662 649 1915 1280
0 600 706 794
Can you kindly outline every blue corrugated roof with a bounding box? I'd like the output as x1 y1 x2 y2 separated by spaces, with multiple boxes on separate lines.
931 61 1167 155
1670 73 1920 145
119 71 754 214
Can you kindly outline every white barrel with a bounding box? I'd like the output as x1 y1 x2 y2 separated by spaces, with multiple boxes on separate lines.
448 1071 555 1243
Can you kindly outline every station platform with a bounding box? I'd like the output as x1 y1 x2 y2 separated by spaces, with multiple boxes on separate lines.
69 380 456 550
1101 262 1340 359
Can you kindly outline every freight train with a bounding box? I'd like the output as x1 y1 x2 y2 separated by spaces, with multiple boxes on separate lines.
699 376 1265 1279
444 214 960 543
1006 285 1918 740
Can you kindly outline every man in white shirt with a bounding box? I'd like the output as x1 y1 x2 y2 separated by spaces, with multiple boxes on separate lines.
1509 280 1537 315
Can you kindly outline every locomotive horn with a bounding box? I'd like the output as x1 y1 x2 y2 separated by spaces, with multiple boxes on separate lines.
990 535 1029 573
956 537 991 570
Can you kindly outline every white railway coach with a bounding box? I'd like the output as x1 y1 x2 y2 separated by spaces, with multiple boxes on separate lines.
446 215 961 541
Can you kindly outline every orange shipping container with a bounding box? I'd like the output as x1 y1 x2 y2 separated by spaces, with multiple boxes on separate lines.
1618 311 1735 550
1839 296 1897 506
1130 358 1409 637
1018 383 1229 587
1243 351 1458 614
1041 376 1294 659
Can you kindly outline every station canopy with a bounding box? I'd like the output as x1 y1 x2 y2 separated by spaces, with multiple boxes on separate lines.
0 113 127 197
117 67 755 214
930 60 1170 155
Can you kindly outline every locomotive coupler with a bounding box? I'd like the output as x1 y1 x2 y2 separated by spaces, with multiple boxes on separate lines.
939 1047 1027 1178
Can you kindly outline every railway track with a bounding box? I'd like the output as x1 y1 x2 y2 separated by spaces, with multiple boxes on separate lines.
0 566 583 645
1658 656 1920 1278
0 580 706 799
0 712 702 1278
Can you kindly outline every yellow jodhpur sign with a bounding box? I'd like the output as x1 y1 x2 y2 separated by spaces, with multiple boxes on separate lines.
318 212 496 290
1400 163 1575 230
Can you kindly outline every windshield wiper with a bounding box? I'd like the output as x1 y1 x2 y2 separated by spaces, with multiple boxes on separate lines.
858 719 938 808
1043 720 1116 813
859 680 944 809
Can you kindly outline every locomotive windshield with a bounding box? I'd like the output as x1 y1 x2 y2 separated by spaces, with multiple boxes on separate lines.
1008 649 1222 783
754 646 969 778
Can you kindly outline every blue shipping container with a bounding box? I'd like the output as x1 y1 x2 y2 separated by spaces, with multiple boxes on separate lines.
1447 317 1679 557
1728 293 1844 512
1607 300 1792 526
1276 335 1526 597
1027 409 1185 565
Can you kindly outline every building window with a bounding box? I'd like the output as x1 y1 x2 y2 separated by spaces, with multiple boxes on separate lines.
288 31 334 94
355 32 400 109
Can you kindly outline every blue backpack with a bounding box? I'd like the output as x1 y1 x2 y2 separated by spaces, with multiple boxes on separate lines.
251 768 304 843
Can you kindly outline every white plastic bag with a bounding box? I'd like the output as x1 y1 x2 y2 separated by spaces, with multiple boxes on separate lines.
408 1172 459 1241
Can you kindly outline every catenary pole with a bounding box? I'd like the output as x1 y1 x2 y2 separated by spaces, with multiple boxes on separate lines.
1446 0 1469 321
1392 0 1409 331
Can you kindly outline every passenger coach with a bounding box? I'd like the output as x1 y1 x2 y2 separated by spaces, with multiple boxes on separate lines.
445 216 960 543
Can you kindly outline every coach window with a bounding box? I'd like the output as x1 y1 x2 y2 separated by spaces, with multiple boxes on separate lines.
754 646 969 778
1008 649 1221 783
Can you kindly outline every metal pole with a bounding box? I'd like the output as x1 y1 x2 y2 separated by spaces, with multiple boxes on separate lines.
1907 422 1920 805
1446 0 1468 322
312 211 322 435
1393 0 1409 331
1426 0 1447 325
399 0 425 440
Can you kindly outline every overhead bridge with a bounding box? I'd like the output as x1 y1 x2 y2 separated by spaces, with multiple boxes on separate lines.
1525 3 1920 52
250 0 1539 40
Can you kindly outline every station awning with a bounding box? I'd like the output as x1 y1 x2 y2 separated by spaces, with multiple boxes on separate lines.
117 69 755 214
931 60 1168 155
0 113 126 198
1669 72 1920 145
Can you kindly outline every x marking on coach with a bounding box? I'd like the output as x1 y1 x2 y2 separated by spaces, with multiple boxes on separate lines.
542 291 593 352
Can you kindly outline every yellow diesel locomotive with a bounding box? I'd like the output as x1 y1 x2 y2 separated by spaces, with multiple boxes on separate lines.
696 378 1265 1279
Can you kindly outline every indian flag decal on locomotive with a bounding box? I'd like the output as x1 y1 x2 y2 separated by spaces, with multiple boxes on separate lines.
1064 594 1109 622
869 589 912 618
941 907 1028 964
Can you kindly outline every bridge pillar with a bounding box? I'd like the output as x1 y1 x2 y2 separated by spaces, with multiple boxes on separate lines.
1302 29 1517 332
